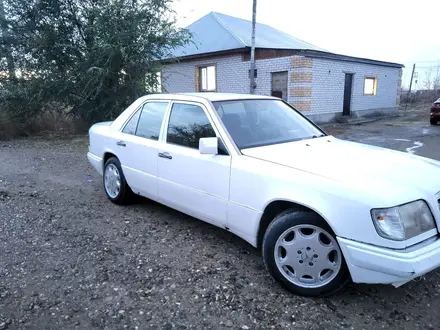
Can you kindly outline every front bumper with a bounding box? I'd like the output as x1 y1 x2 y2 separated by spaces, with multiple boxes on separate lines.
431 111 440 118
338 236 440 287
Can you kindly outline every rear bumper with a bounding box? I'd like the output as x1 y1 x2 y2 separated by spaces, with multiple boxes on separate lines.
87 152 103 176
338 236 440 287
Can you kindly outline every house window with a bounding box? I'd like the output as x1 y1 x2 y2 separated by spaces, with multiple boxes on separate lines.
198 65 216 92
364 77 377 95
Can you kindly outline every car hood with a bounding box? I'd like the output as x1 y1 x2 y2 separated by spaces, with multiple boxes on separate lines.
241 136 440 196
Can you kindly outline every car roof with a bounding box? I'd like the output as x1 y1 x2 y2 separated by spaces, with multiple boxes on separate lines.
142 92 277 102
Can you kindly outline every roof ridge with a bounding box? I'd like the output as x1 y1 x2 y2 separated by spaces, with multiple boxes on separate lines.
210 12 247 47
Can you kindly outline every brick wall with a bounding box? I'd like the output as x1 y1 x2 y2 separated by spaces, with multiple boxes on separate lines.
162 53 402 121
310 58 401 115
162 54 291 97
289 56 313 111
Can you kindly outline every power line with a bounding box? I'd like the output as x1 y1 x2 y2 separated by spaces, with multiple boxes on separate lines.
411 66 440 70
403 60 440 64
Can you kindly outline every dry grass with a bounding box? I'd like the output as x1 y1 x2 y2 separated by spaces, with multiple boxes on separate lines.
0 110 89 140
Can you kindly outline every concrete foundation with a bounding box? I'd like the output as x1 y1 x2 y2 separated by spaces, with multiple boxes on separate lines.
306 107 399 124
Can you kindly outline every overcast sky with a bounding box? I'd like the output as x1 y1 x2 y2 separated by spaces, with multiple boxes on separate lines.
173 0 440 89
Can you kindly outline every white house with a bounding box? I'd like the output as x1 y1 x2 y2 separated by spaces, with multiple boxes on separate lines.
161 12 403 123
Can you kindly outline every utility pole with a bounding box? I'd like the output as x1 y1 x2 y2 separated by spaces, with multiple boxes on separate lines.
249 0 257 94
406 63 416 103
0 0 15 81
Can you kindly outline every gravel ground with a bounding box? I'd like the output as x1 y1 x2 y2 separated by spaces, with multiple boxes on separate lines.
1 112 440 330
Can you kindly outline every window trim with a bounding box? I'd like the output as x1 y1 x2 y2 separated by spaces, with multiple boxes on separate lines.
364 76 378 96
121 108 142 135
161 100 230 155
121 100 171 142
196 64 217 92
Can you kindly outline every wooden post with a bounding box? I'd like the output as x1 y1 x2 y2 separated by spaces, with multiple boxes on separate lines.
406 63 416 110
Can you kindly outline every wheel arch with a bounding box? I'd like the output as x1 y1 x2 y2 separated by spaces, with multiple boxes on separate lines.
256 199 336 248
103 152 118 170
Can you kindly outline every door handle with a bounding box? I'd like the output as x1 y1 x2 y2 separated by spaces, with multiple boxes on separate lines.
158 152 172 159
116 141 126 147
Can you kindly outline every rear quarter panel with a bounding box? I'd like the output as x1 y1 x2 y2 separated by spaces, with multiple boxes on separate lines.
88 122 119 167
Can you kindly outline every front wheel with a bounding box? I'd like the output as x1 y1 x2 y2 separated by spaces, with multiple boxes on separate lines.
103 157 133 205
430 118 438 125
262 210 349 297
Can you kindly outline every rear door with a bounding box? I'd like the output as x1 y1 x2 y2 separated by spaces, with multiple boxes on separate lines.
116 100 169 199
157 101 231 227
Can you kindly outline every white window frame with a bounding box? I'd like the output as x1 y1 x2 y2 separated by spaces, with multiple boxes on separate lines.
364 77 378 96
197 65 217 92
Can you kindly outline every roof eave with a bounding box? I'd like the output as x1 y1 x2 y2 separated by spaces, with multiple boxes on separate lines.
300 50 404 68
159 47 404 69
159 47 249 64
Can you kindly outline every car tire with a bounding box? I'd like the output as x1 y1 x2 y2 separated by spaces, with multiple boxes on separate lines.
430 119 438 125
262 210 350 297
103 157 133 205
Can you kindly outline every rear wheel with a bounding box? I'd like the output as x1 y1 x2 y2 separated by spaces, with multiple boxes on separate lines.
103 157 133 205
262 210 349 297
430 118 438 125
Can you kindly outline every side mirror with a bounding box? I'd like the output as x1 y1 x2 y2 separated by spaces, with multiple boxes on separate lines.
199 137 218 155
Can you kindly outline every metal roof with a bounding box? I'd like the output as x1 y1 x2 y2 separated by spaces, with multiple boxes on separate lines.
300 50 404 68
169 12 326 59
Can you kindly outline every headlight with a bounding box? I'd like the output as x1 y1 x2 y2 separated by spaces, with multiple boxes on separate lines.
371 200 435 241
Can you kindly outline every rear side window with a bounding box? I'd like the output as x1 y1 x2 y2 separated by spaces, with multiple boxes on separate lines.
135 102 169 140
167 103 216 149
122 110 141 135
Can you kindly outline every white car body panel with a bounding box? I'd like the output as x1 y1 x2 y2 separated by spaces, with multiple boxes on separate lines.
155 100 231 227
239 136 440 249
157 142 231 226
88 93 440 287
117 131 161 199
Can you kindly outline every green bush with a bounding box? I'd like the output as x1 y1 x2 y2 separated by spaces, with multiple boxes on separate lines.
0 0 189 133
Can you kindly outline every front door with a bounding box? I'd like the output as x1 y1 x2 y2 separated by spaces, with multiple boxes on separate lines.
157 102 231 227
271 71 288 101
343 73 354 116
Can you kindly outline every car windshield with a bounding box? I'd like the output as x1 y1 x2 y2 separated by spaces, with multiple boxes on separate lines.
213 99 324 149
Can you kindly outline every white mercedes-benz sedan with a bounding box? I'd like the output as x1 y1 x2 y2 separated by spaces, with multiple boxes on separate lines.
87 93 440 296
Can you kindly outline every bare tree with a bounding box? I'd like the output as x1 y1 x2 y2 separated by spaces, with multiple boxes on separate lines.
423 68 433 90
433 65 440 90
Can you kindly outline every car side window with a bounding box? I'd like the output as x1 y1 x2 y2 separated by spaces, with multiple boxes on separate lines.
167 103 216 149
122 110 141 135
135 102 169 140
